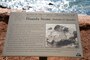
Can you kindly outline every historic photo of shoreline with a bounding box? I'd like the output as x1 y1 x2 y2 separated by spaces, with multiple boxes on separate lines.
46 24 79 48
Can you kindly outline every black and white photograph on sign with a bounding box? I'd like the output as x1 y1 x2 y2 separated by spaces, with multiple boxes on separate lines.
46 24 79 48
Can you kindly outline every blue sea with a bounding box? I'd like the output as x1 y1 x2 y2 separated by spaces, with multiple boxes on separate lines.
0 0 90 15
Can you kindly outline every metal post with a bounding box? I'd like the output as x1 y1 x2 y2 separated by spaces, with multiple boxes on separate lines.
39 57 47 60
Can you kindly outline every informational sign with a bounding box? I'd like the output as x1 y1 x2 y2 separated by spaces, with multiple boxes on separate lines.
3 12 83 57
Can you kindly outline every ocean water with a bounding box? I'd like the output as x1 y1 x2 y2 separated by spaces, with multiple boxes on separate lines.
0 0 90 15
